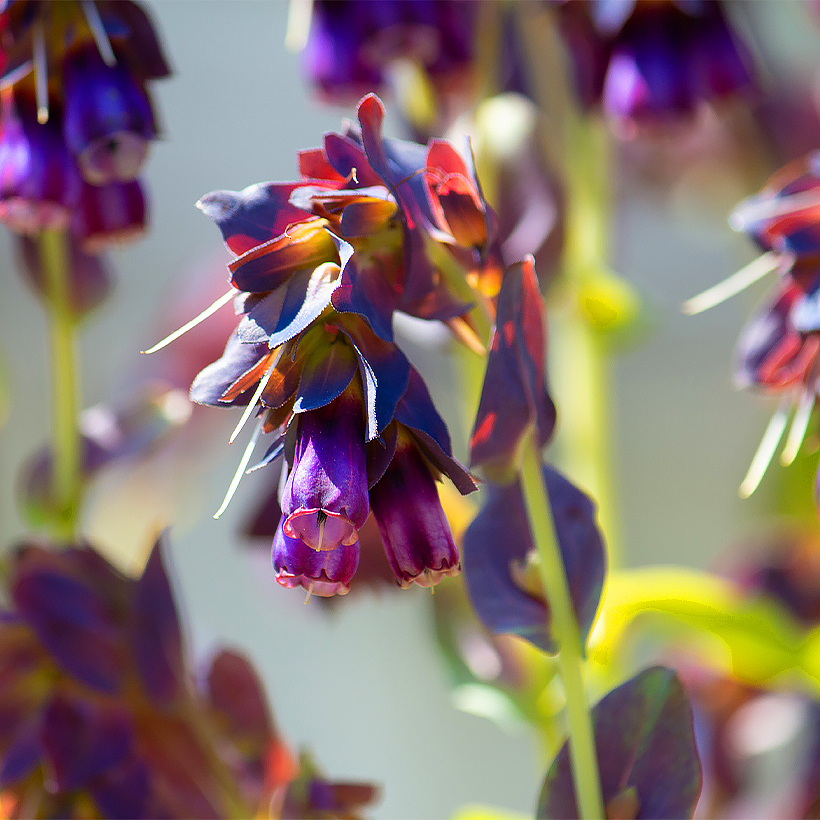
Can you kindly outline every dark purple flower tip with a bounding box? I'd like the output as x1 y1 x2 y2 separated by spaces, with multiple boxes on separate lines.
0 91 80 234
369 428 459 589
62 41 155 184
281 391 370 552
71 177 147 253
273 521 359 598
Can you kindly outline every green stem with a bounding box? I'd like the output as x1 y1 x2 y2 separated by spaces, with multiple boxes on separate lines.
520 433 605 820
40 228 81 542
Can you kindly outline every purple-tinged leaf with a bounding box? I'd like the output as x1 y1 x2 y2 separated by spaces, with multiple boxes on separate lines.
338 319 410 440
129 535 184 705
248 435 286 474
206 649 273 751
197 183 334 256
190 331 270 407
229 220 338 294
297 148 346 183
537 666 702 820
11 555 125 693
292 337 358 413
366 421 398 489
90 755 152 820
40 696 132 791
339 197 398 237
237 288 288 345
331 254 400 342
0 719 41 786
323 131 383 188
471 257 556 482
266 264 341 349
462 466 605 653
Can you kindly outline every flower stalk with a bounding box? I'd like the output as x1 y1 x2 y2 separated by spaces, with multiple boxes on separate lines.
520 429 604 820
40 227 81 541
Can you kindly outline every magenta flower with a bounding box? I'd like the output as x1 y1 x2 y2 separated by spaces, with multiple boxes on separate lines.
370 426 459 589
280 389 370 552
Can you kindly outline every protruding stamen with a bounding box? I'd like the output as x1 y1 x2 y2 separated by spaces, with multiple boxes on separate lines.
316 510 327 551
739 398 791 498
142 289 236 355
730 190 820 234
285 0 314 52
682 252 779 316
228 351 281 444
33 21 49 124
304 580 315 605
213 418 264 519
781 386 816 465
81 0 117 66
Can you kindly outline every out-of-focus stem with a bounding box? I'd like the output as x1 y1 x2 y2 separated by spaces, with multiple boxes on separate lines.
516 4 620 561
520 432 605 819
40 227 81 542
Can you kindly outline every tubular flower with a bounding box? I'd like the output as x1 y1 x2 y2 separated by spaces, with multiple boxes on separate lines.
0 535 292 818
300 0 477 106
0 0 169 246
175 94 492 596
555 0 755 132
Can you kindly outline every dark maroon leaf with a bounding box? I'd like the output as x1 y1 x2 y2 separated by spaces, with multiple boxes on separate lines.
537 666 702 820
470 256 556 483
129 535 184 704
463 466 604 653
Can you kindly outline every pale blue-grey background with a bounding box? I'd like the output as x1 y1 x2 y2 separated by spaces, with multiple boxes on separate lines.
1 2 820 818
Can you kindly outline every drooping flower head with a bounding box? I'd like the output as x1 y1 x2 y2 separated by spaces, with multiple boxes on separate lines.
686 151 820 499
176 94 494 597
555 0 756 133
0 0 169 247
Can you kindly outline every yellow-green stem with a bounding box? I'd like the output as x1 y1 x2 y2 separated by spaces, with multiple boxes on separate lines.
520 433 605 820
41 227 81 542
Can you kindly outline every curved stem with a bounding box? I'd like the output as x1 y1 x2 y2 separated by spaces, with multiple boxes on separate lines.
520 433 605 820
41 228 81 542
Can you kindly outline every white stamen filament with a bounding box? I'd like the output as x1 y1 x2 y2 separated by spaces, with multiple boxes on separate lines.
304 580 315 605
81 0 117 66
316 514 325 551
730 190 820 233
141 289 236 355
33 21 48 124
213 417 264 519
682 252 779 316
229 349 282 445
739 398 791 498
781 385 816 465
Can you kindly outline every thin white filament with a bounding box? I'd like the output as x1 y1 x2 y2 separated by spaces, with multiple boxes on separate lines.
33 21 48 124
682 252 779 316
141 289 235 355
81 0 117 66
739 399 791 498
285 0 314 52
228 351 281 445
730 190 820 233
213 417 264 520
781 386 816 466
